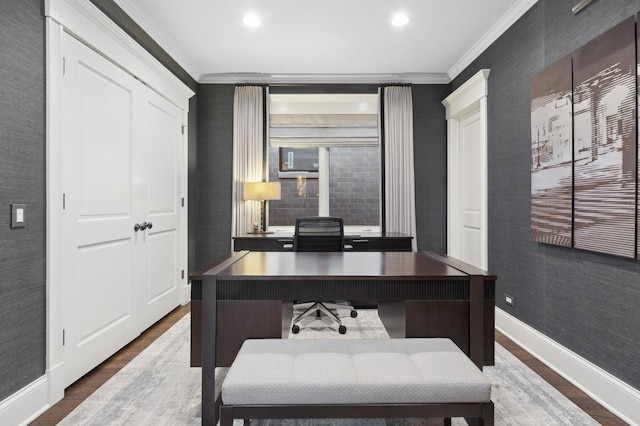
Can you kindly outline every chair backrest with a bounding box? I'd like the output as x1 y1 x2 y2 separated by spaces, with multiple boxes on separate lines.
293 217 345 252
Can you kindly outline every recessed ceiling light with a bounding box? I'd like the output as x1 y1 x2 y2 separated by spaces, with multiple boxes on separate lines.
243 14 261 27
391 13 410 27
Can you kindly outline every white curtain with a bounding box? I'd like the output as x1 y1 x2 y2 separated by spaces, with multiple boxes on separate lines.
232 86 264 239
384 86 417 250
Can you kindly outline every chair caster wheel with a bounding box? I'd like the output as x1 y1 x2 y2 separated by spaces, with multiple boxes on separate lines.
338 325 347 334
350 310 358 318
292 324 300 334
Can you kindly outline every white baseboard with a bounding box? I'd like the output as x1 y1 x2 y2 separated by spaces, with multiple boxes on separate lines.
0 376 50 426
0 363 65 426
496 307 640 425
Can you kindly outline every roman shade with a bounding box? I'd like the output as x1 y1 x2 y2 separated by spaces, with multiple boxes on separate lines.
269 94 379 148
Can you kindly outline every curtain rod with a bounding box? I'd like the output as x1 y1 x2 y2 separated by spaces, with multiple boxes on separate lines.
235 82 411 88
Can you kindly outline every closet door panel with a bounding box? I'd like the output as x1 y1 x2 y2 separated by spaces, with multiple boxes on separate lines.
78 66 133 217
61 34 140 387
77 240 133 339
138 87 182 329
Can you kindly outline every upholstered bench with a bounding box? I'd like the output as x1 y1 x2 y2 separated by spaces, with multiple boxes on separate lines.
220 338 494 425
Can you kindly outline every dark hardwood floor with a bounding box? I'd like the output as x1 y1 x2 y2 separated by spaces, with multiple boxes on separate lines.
30 304 191 426
495 331 627 425
31 304 626 425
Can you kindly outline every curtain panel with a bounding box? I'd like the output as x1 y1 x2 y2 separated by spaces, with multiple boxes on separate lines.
231 86 264 239
384 86 417 250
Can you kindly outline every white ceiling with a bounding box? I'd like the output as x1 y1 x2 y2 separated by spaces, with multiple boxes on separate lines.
113 0 538 84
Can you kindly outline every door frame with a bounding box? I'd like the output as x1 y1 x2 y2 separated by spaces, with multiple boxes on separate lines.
442 69 490 270
45 0 194 407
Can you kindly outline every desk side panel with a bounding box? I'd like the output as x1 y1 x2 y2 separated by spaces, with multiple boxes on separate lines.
191 280 284 367
216 300 285 366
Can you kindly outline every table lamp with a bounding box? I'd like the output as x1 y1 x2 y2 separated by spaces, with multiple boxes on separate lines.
243 181 281 234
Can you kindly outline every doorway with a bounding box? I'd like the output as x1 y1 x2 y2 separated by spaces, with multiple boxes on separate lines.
443 70 490 270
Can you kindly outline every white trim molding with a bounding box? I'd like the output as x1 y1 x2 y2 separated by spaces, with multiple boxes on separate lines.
45 0 194 106
496 308 640 425
199 72 450 85
447 0 539 80
0 377 49 426
442 69 490 119
112 0 199 82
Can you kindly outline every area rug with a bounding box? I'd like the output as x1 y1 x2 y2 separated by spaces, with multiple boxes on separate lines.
59 307 599 425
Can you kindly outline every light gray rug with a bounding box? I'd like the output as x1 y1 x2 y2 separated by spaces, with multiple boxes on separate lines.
59 307 599 425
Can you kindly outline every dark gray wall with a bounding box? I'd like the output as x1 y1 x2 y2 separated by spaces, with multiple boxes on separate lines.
412 84 449 253
196 85 235 269
451 0 640 389
0 0 46 402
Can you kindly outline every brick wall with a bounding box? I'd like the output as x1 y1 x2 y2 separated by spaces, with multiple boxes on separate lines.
268 146 380 226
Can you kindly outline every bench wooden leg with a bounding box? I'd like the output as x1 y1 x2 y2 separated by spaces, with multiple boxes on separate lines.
444 417 452 426
244 419 250 425
219 405 234 426
468 402 495 426
482 402 494 426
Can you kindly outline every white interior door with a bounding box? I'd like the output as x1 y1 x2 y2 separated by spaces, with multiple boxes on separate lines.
60 33 183 386
443 70 490 270
460 109 483 268
61 34 141 386
137 86 182 330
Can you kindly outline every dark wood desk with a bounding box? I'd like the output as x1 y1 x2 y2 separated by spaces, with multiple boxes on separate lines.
193 250 496 426
233 231 412 252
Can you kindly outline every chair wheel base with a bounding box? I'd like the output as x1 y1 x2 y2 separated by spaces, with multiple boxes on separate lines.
350 310 358 318
292 324 300 334
338 325 347 334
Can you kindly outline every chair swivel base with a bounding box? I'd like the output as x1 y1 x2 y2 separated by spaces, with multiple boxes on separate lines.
291 301 356 334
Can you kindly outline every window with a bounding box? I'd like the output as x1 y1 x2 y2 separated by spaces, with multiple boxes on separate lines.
267 93 380 230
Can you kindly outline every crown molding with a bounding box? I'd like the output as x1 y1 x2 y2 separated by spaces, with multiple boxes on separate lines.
447 0 539 81
199 72 450 85
112 0 199 82
46 0 194 103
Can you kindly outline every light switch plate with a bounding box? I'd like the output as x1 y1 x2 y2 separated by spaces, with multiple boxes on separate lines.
11 204 26 228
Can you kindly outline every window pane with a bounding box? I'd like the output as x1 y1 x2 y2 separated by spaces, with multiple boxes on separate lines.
329 146 379 227
268 145 380 228
268 146 319 226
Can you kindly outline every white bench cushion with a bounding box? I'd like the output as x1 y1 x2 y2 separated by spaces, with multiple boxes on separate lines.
222 338 491 406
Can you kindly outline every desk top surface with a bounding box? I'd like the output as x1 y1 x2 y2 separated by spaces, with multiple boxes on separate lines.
211 251 471 280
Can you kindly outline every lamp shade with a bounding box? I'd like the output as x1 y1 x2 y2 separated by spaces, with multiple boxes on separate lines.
243 182 281 201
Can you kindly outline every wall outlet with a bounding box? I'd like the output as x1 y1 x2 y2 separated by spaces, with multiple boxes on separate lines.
504 293 514 306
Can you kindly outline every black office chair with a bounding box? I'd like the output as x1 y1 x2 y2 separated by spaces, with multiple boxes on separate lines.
291 217 357 335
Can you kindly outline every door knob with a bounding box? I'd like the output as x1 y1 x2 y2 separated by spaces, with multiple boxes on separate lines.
139 222 148 231
134 223 140 232
147 221 153 229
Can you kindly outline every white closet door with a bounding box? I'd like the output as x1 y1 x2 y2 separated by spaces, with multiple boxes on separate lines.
61 34 141 386
60 33 183 387
136 86 182 330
